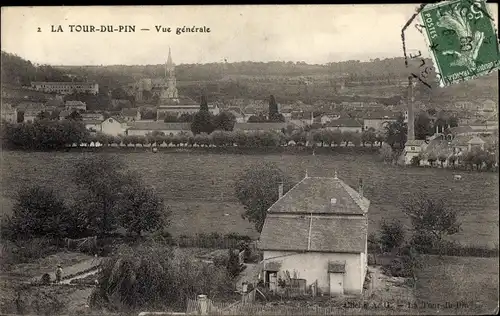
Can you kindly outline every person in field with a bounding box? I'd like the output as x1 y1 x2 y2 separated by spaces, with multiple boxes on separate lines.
55 265 63 283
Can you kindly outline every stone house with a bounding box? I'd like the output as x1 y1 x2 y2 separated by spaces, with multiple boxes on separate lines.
258 173 369 296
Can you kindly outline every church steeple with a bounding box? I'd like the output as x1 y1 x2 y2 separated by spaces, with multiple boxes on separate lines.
166 47 174 72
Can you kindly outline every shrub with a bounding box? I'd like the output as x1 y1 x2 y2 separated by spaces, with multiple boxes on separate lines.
410 155 421 166
379 220 405 253
40 273 51 285
89 244 234 311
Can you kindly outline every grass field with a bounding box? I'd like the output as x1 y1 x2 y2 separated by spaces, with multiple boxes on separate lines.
415 255 499 314
1 150 498 247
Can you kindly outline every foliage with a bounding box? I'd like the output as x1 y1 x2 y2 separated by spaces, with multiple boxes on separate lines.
65 110 83 121
235 162 294 232
268 95 285 122
191 111 214 135
379 220 405 253
1 121 89 150
227 248 241 278
414 112 433 140
1 185 81 240
72 155 167 237
401 193 461 246
200 95 209 112
213 111 236 131
361 128 377 147
410 155 421 166
89 244 234 311
379 143 393 163
384 115 407 149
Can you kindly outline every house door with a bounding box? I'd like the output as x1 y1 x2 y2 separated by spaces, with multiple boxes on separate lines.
329 273 344 296
268 272 278 293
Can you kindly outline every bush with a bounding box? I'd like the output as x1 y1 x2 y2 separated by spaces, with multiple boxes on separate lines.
379 220 405 253
89 244 234 311
40 273 51 285
410 155 421 166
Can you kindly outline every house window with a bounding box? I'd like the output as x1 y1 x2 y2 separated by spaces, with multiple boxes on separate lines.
109 118 114 123
411 147 415 150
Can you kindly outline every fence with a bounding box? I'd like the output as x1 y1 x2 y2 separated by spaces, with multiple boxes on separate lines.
64 236 97 252
185 297 421 315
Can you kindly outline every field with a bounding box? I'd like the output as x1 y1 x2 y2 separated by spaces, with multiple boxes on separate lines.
1 150 498 247
415 255 499 314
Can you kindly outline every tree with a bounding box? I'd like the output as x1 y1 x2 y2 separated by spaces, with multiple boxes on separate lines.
117 184 167 236
379 143 393 163
268 94 279 119
65 110 82 121
226 248 241 278
2 185 80 240
415 112 433 140
427 151 437 167
72 155 166 237
235 162 294 232
379 220 405 253
36 111 51 121
213 111 236 131
200 95 209 112
384 115 407 149
191 110 214 135
402 193 461 247
410 155 421 166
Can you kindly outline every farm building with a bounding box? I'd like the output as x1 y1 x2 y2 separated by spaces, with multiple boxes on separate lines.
324 118 363 133
258 173 369 296
101 117 128 136
403 139 427 165
126 122 191 136
234 122 287 133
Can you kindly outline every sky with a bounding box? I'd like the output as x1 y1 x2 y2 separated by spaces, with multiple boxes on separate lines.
1 4 498 66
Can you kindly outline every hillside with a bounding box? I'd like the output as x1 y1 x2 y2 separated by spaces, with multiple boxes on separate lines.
2 51 497 107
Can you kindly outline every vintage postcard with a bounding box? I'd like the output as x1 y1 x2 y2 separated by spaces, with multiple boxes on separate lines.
1 5 498 316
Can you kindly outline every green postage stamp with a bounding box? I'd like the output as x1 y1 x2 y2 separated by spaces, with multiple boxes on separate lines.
420 0 500 87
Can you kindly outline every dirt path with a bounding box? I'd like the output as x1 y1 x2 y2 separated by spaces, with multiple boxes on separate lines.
235 263 260 291
31 257 102 283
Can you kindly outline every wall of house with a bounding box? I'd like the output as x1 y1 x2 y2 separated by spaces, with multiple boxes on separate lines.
364 119 393 132
101 118 125 136
326 126 362 133
127 129 187 136
262 251 364 295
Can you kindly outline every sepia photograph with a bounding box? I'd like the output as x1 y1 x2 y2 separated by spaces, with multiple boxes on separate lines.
0 3 499 315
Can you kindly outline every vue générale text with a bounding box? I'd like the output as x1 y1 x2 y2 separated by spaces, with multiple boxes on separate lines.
50 25 211 34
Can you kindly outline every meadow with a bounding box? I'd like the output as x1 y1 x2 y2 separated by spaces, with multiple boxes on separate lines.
1 150 498 248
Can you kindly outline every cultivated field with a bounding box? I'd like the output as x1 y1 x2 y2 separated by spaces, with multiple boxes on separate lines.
1 150 498 247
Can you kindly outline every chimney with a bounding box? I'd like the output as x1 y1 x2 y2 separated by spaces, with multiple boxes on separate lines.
359 178 364 197
278 182 284 199
407 76 415 141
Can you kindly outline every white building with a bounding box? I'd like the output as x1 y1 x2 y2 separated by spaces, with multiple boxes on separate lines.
126 122 191 136
258 174 369 296
100 117 128 136
31 82 99 95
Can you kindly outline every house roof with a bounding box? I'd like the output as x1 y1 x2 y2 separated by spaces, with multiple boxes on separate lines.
84 120 103 125
127 121 191 131
449 126 474 135
325 118 363 128
234 122 287 131
267 176 369 215
158 97 199 106
121 108 139 116
363 111 399 120
103 116 125 124
16 102 46 111
468 136 486 144
405 139 426 146
65 100 86 106
259 214 367 253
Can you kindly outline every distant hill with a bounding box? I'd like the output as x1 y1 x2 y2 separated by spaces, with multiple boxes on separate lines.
1 51 86 86
3 51 497 107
